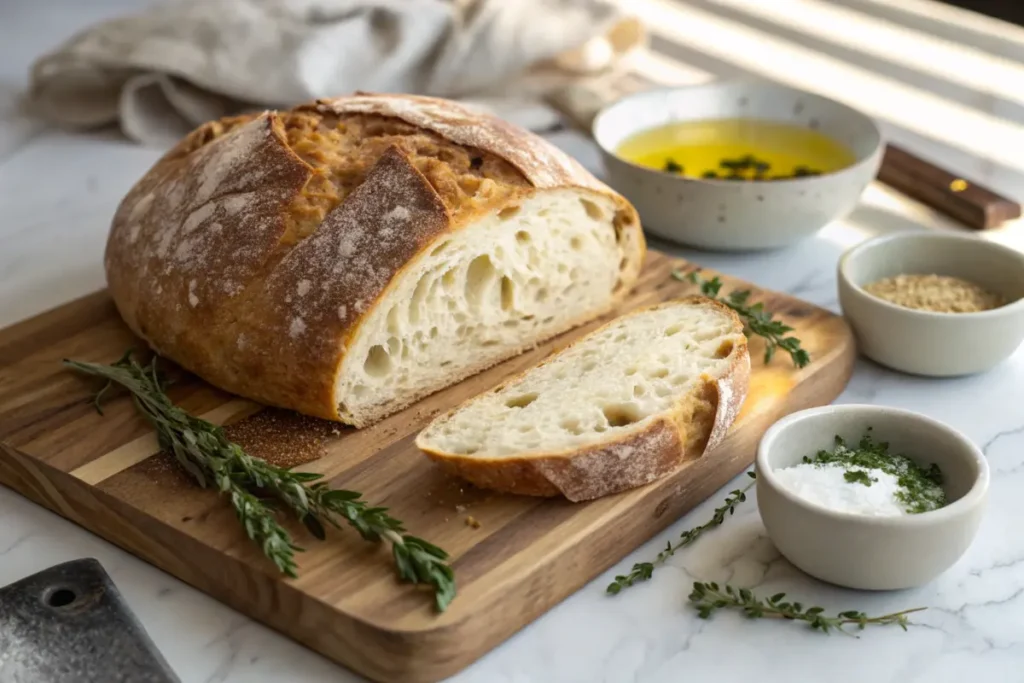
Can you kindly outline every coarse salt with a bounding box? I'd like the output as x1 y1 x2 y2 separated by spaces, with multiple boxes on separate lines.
774 463 908 516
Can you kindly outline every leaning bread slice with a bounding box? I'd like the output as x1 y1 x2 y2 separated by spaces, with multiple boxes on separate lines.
416 297 750 502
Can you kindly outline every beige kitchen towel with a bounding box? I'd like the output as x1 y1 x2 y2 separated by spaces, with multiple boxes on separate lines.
28 0 644 145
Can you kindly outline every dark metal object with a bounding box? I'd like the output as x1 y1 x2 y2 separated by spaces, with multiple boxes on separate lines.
0 558 179 683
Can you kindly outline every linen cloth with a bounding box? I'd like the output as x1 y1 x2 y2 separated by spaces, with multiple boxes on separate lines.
28 0 644 145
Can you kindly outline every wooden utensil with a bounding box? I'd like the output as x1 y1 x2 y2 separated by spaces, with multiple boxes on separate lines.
877 144 1021 230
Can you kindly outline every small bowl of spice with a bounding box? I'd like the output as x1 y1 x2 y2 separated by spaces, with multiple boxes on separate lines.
757 404 989 590
838 232 1024 376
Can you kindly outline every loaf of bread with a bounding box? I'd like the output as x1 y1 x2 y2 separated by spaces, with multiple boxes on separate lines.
416 297 750 501
105 94 645 426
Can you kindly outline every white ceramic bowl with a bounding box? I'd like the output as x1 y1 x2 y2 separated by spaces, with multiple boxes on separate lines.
838 232 1024 376
757 404 988 591
592 81 883 251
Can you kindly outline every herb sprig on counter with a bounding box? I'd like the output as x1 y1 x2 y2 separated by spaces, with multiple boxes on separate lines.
673 269 811 368
607 472 756 594
688 582 925 634
606 465 926 633
64 351 456 611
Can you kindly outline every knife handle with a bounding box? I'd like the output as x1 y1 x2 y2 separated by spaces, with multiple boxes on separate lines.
877 144 1022 230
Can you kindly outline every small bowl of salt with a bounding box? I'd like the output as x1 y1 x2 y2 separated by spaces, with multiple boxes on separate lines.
756 404 988 590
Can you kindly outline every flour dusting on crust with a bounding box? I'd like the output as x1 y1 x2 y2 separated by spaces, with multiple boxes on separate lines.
262 145 449 363
107 114 311 314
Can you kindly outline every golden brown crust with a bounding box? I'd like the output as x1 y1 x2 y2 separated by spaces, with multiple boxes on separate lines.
214 146 451 420
105 94 645 424
316 93 608 193
418 297 750 502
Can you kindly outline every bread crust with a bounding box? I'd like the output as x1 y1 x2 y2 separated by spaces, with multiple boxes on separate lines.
417 297 751 502
105 94 644 425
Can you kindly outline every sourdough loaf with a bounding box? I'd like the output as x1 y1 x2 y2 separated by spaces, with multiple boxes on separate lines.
416 297 750 501
105 94 645 426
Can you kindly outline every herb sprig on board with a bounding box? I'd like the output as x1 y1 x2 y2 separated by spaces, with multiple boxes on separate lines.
64 351 456 611
688 582 925 634
607 472 756 594
672 269 811 368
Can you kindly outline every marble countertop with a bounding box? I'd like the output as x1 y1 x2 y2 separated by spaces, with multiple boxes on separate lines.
3 1 1024 682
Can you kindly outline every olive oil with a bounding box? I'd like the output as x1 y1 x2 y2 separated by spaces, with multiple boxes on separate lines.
616 118 856 180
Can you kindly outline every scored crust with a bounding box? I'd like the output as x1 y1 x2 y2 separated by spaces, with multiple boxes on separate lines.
105 94 645 424
416 297 751 502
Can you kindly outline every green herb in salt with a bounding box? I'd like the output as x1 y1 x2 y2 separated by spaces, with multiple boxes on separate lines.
803 431 946 514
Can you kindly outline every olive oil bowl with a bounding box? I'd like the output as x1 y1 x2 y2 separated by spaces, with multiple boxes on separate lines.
592 81 883 251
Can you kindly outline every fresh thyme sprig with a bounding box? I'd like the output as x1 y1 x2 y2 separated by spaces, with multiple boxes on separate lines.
688 582 925 634
672 269 811 368
607 471 756 594
63 351 456 611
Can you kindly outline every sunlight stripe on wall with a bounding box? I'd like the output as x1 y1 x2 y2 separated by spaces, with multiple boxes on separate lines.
633 0 1024 172
628 49 714 86
850 0 1024 46
704 0 1024 109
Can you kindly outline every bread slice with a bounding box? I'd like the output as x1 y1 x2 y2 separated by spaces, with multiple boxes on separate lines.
416 297 750 502
104 94 645 427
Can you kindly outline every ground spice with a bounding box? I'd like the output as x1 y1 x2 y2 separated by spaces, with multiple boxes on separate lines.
864 274 1005 313
225 408 338 469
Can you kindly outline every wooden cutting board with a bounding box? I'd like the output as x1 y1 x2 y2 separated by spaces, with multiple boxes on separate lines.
0 251 854 683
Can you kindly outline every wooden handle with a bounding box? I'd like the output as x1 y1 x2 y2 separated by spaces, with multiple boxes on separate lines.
875 144 1020 230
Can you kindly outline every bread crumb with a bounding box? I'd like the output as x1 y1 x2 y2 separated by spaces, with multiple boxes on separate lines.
297 280 311 297
455 504 467 513
289 317 307 337
465 516 481 529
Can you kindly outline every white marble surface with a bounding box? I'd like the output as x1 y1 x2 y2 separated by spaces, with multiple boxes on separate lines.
3 1 1024 682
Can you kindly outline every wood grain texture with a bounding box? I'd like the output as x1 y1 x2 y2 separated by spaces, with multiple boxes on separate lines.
877 144 1022 230
0 251 855 683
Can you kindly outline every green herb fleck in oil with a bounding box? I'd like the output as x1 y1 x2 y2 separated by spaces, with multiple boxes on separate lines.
664 159 684 174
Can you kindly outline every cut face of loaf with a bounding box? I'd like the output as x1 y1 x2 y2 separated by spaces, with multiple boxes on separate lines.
103 94 645 426
416 297 751 502
336 189 625 424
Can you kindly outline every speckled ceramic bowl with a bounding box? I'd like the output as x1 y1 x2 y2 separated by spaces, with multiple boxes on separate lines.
592 81 883 251
757 404 989 590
